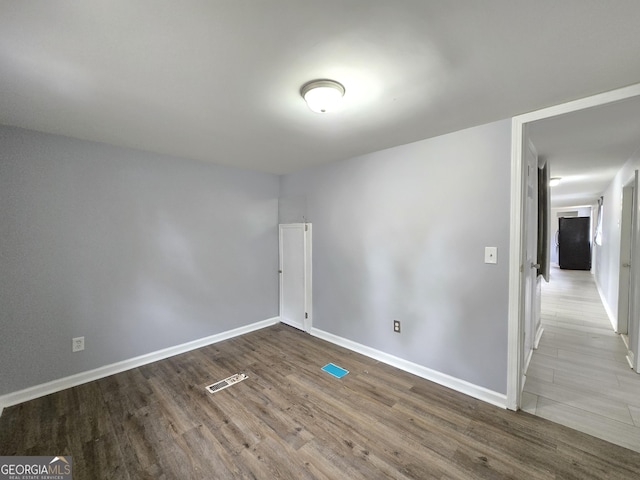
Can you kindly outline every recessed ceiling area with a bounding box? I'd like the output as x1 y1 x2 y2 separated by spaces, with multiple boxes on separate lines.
528 95 640 208
1 1 640 174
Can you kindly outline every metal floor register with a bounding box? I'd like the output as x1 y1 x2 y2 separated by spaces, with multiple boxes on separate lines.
205 373 248 394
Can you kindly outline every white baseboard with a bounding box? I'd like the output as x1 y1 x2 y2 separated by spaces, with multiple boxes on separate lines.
626 354 634 369
523 325 544 380
627 350 636 370
0 317 279 416
523 347 534 376
621 334 630 349
595 279 617 331
534 324 544 349
309 328 507 409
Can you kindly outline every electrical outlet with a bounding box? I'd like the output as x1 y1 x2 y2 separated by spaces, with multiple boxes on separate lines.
393 320 401 333
72 336 85 352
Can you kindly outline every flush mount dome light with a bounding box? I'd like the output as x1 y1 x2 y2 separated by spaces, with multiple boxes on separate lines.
549 177 562 187
300 79 345 113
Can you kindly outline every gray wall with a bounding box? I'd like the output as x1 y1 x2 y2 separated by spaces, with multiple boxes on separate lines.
0 126 279 395
280 119 512 393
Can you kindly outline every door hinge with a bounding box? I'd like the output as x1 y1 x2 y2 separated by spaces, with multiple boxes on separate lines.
305 312 308 319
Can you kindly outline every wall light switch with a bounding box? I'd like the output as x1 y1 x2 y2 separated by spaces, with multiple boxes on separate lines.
484 247 498 264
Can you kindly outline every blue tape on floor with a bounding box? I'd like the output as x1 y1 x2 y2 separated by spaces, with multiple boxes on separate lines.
321 363 349 379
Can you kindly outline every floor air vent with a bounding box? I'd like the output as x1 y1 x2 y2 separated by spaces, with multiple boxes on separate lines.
206 373 248 394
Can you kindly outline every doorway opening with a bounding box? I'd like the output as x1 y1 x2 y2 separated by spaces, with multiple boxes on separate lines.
507 83 640 410
279 223 312 332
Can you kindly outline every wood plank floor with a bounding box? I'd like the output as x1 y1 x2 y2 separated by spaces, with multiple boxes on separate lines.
2 324 640 479
523 265 640 453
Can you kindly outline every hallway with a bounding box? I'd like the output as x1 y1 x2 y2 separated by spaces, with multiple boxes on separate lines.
522 265 640 452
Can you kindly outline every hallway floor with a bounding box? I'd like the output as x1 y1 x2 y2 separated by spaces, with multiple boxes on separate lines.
522 265 640 452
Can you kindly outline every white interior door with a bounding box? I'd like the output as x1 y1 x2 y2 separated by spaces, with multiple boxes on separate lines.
618 184 634 335
523 141 539 374
628 172 640 372
279 223 312 332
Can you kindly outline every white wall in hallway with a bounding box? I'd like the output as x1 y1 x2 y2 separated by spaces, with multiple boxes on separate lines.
595 154 640 331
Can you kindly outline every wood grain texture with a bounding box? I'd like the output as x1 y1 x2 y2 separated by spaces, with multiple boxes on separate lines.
524 265 640 452
1 323 640 479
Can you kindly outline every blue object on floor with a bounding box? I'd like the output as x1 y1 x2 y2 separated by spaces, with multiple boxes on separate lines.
322 363 349 378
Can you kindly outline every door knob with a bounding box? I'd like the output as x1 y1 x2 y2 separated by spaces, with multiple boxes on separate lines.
531 263 540 269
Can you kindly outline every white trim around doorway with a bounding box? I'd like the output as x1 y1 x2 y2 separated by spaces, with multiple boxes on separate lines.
506 83 640 411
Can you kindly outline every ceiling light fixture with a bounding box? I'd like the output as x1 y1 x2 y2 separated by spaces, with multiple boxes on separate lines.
300 79 345 113
549 177 562 187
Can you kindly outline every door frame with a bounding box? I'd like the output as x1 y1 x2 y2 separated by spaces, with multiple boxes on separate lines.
628 171 640 372
617 182 634 335
278 223 313 332
506 83 640 410
522 139 539 377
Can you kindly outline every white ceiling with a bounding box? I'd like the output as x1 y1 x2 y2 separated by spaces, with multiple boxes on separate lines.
1 1 640 175
529 96 640 209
